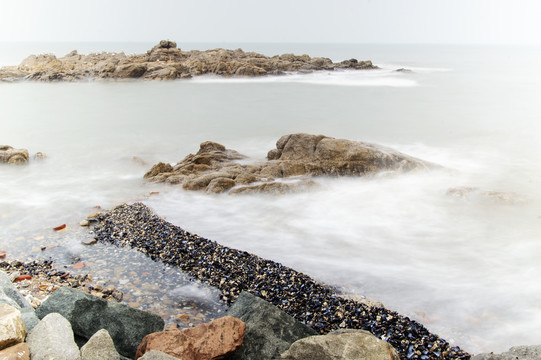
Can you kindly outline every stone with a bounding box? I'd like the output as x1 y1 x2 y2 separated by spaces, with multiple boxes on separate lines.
145 133 434 194
36 287 165 358
114 63 147 78
135 316 246 360
0 304 26 350
26 313 80 360
226 292 317 360
447 186 527 204
281 329 400 360
0 146 29 165
138 350 180 360
0 271 39 332
472 345 541 360
80 329 120 360
0 342 30 360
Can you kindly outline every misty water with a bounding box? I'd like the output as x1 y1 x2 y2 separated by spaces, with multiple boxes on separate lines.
1 42 540 354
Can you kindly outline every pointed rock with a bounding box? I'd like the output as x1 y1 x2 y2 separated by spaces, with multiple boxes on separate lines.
27 313 80 360
80 329 120 360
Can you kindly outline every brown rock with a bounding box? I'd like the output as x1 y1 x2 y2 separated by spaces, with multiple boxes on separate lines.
135 316 246 360
0 342 30 359
114 63 147 78
144 162 174 179
0 146 29 165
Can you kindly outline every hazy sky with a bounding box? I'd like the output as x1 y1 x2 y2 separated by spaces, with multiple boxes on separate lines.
1 0 541 44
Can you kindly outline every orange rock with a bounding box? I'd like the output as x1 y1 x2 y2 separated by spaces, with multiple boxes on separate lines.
149 191 160 195
53 224 66 231
0 250 6 258
14 275 32 282
72 262 85 269
0 342 30 359
135 316 246 360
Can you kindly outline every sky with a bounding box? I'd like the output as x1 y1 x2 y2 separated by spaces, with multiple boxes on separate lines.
1 0 541 44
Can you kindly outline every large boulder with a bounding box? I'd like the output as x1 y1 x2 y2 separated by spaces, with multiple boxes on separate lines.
36 287 164 358
281 329 400 360
144 133 435 194
0 271 40 332
27 312 80 360
472 345 541 360
226 292 317 360
135 316 246 360
0 146 29 164
0 304 26 350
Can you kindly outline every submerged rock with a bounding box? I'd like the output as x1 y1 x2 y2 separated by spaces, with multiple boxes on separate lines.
446 186 527 204
0 40 377 82
472 345 541 360
144 133 435 194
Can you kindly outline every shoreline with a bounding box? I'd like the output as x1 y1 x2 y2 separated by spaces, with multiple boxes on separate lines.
91 202 469 360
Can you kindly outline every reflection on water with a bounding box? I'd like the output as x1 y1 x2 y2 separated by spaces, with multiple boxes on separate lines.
1 43 541 354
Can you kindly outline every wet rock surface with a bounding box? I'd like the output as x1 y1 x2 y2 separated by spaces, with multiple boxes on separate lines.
471 345 541 360
0 40 377 82
93 202 470 360
144 133 435 194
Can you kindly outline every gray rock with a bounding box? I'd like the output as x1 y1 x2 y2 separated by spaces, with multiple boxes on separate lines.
139 350 182 360
281 329 400 360
80 329 120 360
0 270 40 331
472 345 541 360
36 287 164 359
226 291 317 360
27 312 81 360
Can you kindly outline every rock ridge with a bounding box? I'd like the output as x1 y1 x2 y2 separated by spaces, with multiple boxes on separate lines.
0 40 378 82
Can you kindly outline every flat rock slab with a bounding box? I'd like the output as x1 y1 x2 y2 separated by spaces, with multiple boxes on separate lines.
36 287 164 358
281 329 400 360
135 316 246 360
0 304 26 351
472 345 541 360
226 292 317 360
27 312 80 360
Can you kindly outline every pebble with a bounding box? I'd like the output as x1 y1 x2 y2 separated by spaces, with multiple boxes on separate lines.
53 224 66 231
80 220 90 227
93 202 470 360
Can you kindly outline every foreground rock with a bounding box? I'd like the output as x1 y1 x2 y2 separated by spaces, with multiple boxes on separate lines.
0 304 27 350
27 312 80 360
0 342 30 359
0 146 29 164
472 345 541 360
93 202 469 360
35 287 164 358
135 316 246 360
226 292 317 360
145 133 435 194
0 40 377 82
0 271 39 332
80 329 120 360
281 329 399 360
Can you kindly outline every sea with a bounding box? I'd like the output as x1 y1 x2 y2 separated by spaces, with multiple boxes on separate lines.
1 42 540 354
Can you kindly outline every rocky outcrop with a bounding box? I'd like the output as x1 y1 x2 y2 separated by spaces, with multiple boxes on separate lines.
144 133 435 194
35 287 165 358
472 345 541 360
0 146 29 165
26 313 81 360
226 292 318 360
0 40 377 82
281 329 400 360
135 316 246 360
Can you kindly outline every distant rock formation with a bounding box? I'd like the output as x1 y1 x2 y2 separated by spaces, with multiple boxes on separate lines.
144 133 435 194
0 146 29 164
0 40 378 82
